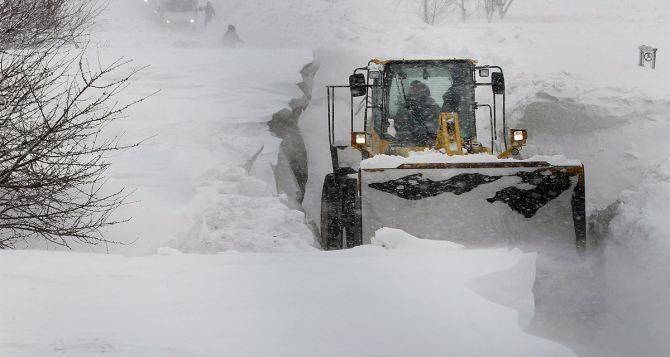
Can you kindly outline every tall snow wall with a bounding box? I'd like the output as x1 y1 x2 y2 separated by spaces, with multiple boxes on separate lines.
269 61 319 208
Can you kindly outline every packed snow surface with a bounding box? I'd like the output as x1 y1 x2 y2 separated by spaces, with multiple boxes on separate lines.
0 229 575 357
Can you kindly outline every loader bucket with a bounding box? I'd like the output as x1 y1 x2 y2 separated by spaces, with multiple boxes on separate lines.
360 161 586 250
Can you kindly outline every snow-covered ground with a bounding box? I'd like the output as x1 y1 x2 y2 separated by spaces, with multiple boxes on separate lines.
74 5 317 255
0 229 577 357
2 0 670 355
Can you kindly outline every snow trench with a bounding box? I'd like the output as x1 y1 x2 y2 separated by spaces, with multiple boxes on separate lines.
269 61 319 207
168 53 320 254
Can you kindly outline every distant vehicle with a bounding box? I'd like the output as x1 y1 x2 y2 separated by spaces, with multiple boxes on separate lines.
157 0 199 27
141 0 159 6
140 0 160 18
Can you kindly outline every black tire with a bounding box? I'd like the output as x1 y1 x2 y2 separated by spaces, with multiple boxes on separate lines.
572 181 587 251
342 177 363 248
320 174 362 250
320 174 342 250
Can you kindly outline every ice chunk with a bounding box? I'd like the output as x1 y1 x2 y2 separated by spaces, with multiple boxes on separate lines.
371 227 464 250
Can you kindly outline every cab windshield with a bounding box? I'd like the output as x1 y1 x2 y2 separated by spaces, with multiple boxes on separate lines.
384 61 475 147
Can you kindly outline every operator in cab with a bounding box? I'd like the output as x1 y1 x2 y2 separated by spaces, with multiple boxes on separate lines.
442 70 467 117
394 80 440 147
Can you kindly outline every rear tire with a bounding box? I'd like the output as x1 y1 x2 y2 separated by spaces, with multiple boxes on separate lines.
572 182 587 251
342 177 362 248
321 174 342 250
320 173 362 250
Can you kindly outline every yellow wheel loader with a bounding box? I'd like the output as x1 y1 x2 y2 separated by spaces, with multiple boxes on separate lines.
320 59 587 251
320 59 586 251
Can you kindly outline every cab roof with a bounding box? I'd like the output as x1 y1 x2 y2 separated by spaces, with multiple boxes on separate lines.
370 58 478 65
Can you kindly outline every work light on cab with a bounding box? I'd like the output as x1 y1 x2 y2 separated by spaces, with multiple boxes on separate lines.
352 132 367 146
512 129 527 144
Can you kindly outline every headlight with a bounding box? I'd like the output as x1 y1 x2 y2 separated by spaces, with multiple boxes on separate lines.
513 131 525 141
352 132 367 145
510 129 528 146
190 19 195 23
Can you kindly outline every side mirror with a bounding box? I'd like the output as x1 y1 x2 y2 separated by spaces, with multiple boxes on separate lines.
491 72 505 95
349 73 367 97
478 68 490 77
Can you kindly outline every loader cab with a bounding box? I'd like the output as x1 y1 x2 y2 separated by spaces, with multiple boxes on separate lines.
380 60 476 148
322 59 587 252
335 59 510 160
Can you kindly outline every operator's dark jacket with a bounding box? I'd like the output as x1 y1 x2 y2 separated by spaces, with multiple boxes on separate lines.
396 83 440 146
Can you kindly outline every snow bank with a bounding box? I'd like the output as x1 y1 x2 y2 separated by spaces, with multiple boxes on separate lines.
467 252 538 329
360 151 582 169
75 11 320 254
0 235 575 357
608 159 670 261
598 158 670 355
176 166 316 253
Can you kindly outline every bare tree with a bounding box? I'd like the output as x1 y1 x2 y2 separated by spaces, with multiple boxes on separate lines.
484 0 514 22
417 0 472 24
455 0 468 21
419 0 454 25
416 0 514 24
0 1 100 48
0 1 143 249
498 0 514 19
